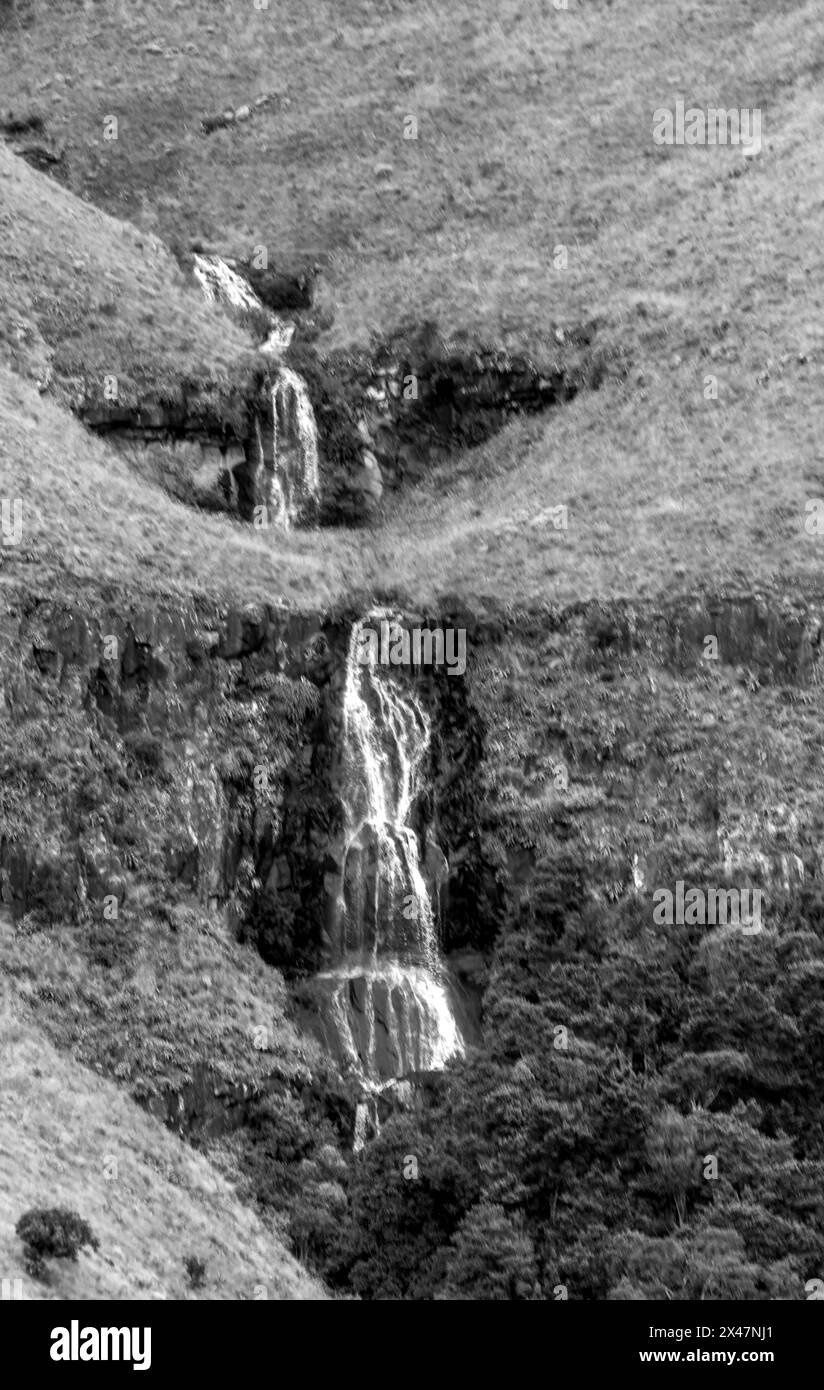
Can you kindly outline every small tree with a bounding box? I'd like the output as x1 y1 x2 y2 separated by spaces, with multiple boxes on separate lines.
16 1206 99 1280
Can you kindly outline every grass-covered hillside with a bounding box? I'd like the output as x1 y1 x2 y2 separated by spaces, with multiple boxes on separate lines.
3 2 824 608
0 996 323 1299
0 141 259 420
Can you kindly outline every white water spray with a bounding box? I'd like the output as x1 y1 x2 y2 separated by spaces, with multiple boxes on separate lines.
270 366 320 528
316 615 463 1087
192 252 267 315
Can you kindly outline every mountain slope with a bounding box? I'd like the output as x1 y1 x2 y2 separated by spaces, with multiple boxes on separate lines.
0 996 324 1300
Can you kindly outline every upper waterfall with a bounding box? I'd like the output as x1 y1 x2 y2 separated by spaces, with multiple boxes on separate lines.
192 251 320 527
192 251 267 316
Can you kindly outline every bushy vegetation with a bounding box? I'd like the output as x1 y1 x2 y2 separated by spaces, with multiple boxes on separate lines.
183 1254 207 1290
16 1206 99 1280
271 878 824 1300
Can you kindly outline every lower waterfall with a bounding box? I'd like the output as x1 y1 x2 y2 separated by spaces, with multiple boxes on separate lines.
315 616 464 1096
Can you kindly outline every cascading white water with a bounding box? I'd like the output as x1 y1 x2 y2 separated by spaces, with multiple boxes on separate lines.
315 615 463 1086
192 252 267 315
270 367 321 529
192 252 319 527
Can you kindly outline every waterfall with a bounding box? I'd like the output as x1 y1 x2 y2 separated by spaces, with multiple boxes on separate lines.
192 252 319 527
192 252 266 315
270 366 320 528
315 616 463 1088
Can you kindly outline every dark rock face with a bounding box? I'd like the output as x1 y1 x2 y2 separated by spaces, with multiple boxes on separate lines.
80 374 257 437
240 262 318 312
80 350 381 527
420 618 495 954
328 321 605 490
0 595 335 931
144 1065 260 1140
1 110 66 175
518 593 824 686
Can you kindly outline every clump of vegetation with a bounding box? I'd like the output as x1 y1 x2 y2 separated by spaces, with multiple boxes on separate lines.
16 1206 99 1280
184 1254 207 1290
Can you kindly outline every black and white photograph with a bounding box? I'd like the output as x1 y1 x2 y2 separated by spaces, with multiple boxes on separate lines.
0 0 822 1359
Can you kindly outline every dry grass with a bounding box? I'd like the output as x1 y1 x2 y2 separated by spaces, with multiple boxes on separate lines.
0 0 815 353
0 141 257 414
0 995 324 1300
2 3 824 613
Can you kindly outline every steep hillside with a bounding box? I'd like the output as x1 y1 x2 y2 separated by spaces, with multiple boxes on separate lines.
0 0 817 353
0 141 258 420
0 996 324 1299
5 17 824 606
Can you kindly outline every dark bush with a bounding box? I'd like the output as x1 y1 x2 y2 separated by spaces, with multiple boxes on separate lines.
184 1254 207 1291
16 1206 99 1280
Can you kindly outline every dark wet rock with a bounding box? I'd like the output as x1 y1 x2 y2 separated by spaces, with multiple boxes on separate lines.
327 320 606 490
240 261 320 312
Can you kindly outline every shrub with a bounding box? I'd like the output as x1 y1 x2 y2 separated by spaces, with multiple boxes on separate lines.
16 1206 99 1280
184 1254 207 1291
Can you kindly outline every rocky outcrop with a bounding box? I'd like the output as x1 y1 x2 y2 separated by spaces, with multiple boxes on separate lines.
80 344 381 528
200 90 280 136
241 260 319 313
329 321 607 490
0 594 338 929
1 109 66 176
6 582 818 1114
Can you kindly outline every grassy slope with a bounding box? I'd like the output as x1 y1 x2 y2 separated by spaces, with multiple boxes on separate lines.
0 999 324 1299
0 0 811 349
2 1 824 611
0 360 353 607
0 143 260 418
0 893 320 1105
